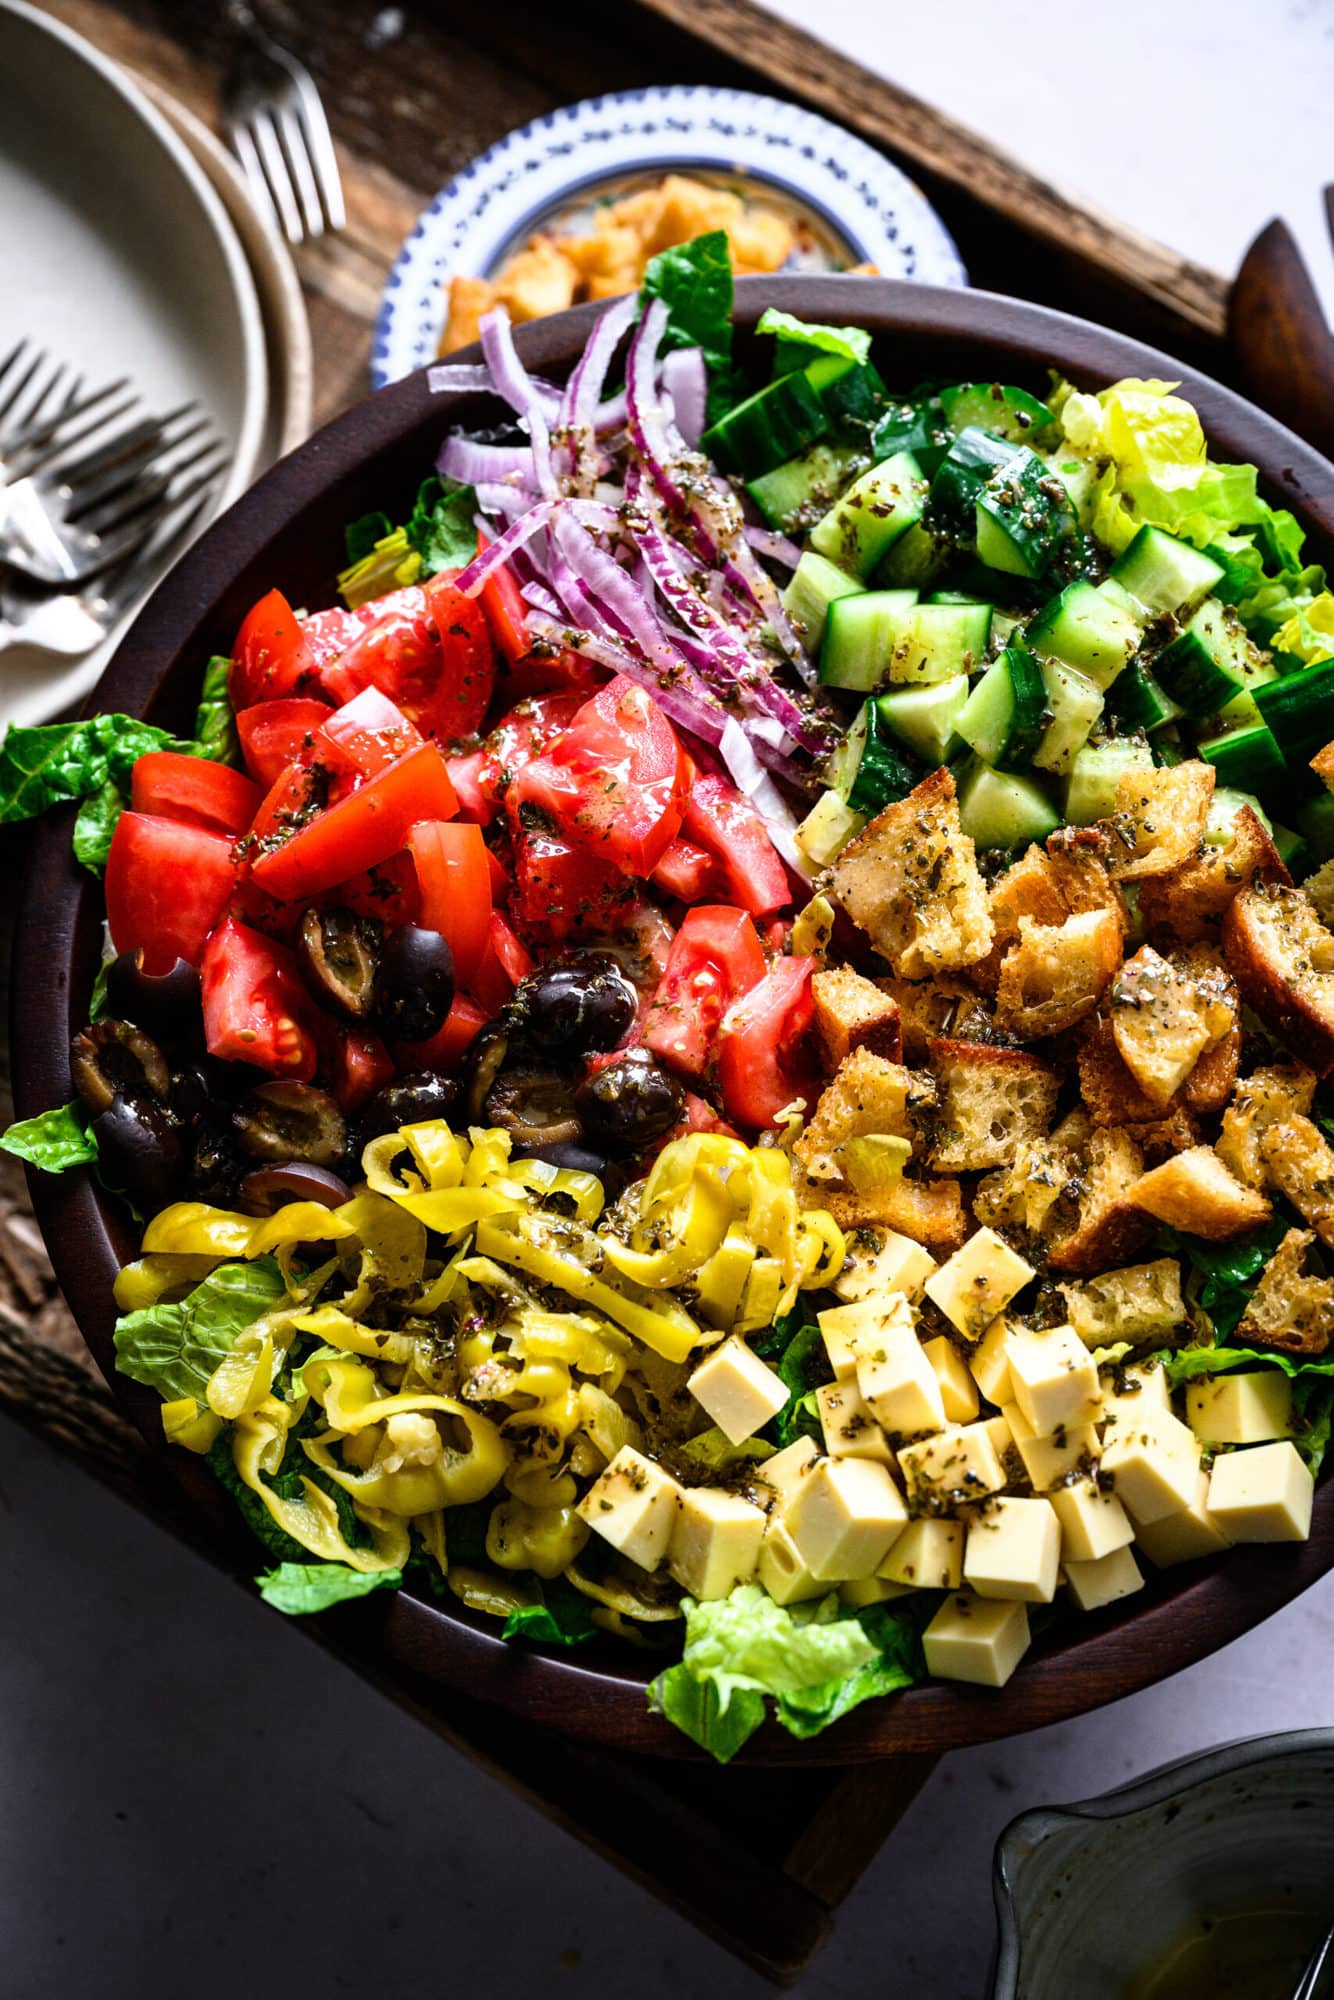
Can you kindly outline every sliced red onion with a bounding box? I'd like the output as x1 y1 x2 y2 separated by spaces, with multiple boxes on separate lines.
745 524 802 569
552 512 706 693
625 298 697 524
718 719 811 878
661 347 707 449
563 294 638 433
453 499 564 595
473 483 531 521
526 612 726 745
438 434 535 486
428 361 563 421
520 578 564 618
479 308 555 420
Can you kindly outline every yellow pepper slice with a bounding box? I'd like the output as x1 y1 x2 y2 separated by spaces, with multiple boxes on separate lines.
475 1214 701 1363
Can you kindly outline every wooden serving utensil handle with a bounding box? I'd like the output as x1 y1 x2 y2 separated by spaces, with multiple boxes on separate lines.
1228 216 1334 463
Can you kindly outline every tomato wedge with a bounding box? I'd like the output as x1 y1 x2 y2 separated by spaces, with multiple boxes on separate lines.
509 813 632 943
331 1027 395 1112
476 546 530 663
642 906 768 1077
309 578 496 740
129 752 260 836
650 834 721 903
681 773 791 918
510 675 689 878
716 955 819 1133
236 698 333 788
250 741 458 902
230 590 318 708
407 819 492 986
200 917 319 1079
106 813 237 973
318 687 421 778
397 993 488 1072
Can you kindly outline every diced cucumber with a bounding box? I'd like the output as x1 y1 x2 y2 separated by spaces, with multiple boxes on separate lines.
939 382 1056 442
1198 722 1288 796
1052 456 1099 522
781 550 865 653
796 788 865 867
1032 658 1104 775
887 602 993 686
1064 739 1155 825
1295 790 1334 864
828 703 923 815
957 758 1061 850
1154 599 1271 716
1254 658 1334 761
870 400 952 476
877 674 970 765
1108 661 1182 734
810 451 927 578
875 520 948 589
1026 577 1142 689
975 447 1076 580
1206 787 1274 844
929 426 1018 532
1272 822 1309 875
804 353 888 437
746 442 860 532
702 369 828 478
819 589 919 692
1110 525 1225 617
956 646 1047 771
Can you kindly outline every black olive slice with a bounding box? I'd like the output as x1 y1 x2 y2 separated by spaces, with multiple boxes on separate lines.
71 1020 171 1116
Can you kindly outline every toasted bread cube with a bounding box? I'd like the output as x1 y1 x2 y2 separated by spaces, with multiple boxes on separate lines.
829 769 994 978
899 1421 1007 1511
1237 1228 1334 1357
879 1516 963 1590
1064 1544 1144 1612
1185 1371 1294 1445
757 1517 827 1605
887 973 997 1059
795 1047 923 1186
785 1456 908 1580
1003 1401 1101 1491
854 1323 948 1439
1110 944 1232 1107
1061 1259 1185 1351
1049 1476 1135 1562
1206 1440 1314 1543
441 274 496 353
811 965 903 1070
923 1593 1031 1687
1217 1063 1317 1189
817 1379 896 1464
1223 881 1334 1078
1138 803 1287 943
687 1335 789 1445
963 1495 1062 1603
928 1038 1061 1171
577 1446 681 1570
1099 1361 1172 1429
1259 1115 1334 1249
832 1227 937 1303
1004 1322 1102 1435
492 235 579 321
922 1334 980 1424
1131 1144 1272 1240
1305 856 1334 925
925 1227 1036 1341
1047 1125 1151 1275
1101 1410 1202 1524
995 907 1124 1038
1132 1468 1232 1565
819 1294 914 1381
839 1574 914 1607
669 1486 766 1599
1110 760 1215 881
815 1173 967 1251
973 1137 1079 1240
758 1435 821 1506
969 1315 1015 1406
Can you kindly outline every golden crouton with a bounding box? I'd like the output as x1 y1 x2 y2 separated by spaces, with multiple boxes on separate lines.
1304 858 1334 930
1258 1116 1334 1249
794 1048 928 1187
1060 1259 1186 1349
829 769 994 978
1109 944 1237 1108
1048 1127 1152 1274
1311 740 1334 793
811 967 902 1072
973 1138 1079 1239
1223 881 1334 1077
813 1174 967 1251
994 907 1123 1038
1108 761 1215 881
1137 805 1288 943
443 274 497 353
883 975 995 1061
1134 1109 1203 1161
928 1038 1061 1172
1217 1062 1318 1188
492 236 580 322
1043 824 1127 924
1129 1145 1272 1240
1237 1228 1334 1356
970 845 1069 993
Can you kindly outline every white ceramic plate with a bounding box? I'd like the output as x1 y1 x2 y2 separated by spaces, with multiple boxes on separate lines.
0 0 268 727
372 84 966 388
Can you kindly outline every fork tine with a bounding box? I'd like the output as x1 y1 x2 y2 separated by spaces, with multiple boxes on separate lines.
249 106 304 244
290 70 345 231
0 345 47 427
98 470 225 616
16 358 72 435
2 376 134 467
226 117 284 238
275 94 325 240
13 390 142 480
0 339 29 393
79 428 219 534
53 403 200 496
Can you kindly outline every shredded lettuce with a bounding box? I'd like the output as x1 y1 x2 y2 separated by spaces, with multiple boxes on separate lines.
257 1561 403 1615
0 1101 97 1172
641 230 739 423
113 1258 287 1405
192 655 238 765
756 307 872 368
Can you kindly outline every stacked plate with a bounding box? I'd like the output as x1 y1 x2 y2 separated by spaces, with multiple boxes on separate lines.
0 0 311 725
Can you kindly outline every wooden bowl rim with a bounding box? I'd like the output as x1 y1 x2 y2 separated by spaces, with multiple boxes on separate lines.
15 275 1334 1763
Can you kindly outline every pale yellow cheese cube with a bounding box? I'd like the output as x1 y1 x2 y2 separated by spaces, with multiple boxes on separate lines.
833 1227 937 1303
1004 1322 1102 1436
1185 1371 1294 1446
577 1445 681 1570
924 1227 1036 1342
970 1316 1015 1406
923 1593 1031 1688
687 1334 789 1445
1063 1544 1144 1612
818 1294 914 1381
817 1380 895 1464
838 1574 913 1607
669 1486 766 1599
1099 1361 1171 1431
1207 1441 1314 1544
963 1495 1061 1603
758 1434 821 1505
1102 1410 1202 1525
785 1456 908 1580
1003 1401 1101 1493
879 1516 963 1591
979 1410 1018 1473
757 1518 827 1606
1049 1475 1135 1562
1132 1469 1232 1566
899 1421 1007 1511
855 1324 947 1438
922 1335 980 1424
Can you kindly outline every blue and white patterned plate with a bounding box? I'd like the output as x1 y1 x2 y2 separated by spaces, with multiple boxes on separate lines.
371 85 967 388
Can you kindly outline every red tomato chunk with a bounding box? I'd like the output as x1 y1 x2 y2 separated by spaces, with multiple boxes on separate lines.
106 812 236 973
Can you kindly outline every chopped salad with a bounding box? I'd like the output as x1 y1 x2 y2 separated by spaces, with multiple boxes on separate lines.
9 232 1334 1760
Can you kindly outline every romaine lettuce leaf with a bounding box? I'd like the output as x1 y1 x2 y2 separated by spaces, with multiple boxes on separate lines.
192 655 238 766
774 1600 925 1737
0 1101 97 1172
502 1576 597 1647
770 1319 829 1447
72 780 124 873
405 476 478 576
114 1257 287 1404
344 511 393 564
679 1583 876 1711
1271 590 1334 666
756 307 872 368
1163 1343 1334 1470
1155 1219 1288 1341
647 1663 766 1762
257 1561 403 1615
641 230 739 423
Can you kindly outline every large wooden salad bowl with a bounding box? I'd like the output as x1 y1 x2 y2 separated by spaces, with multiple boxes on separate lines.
15 279 1334 1761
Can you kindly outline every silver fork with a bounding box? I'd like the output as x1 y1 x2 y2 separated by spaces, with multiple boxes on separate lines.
222 1 345 245
0 340 138 482
0 405 226 587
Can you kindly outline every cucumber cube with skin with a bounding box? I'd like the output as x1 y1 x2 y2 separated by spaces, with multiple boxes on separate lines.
1027 578 1143 689
887 602 993 687
1064 739 1155 825
819 589 919 692
957 758 1061 851
1032 658 1104 775
1110 524 1224 617
810 450 927 578
876 674 970 766
781 550 865 653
